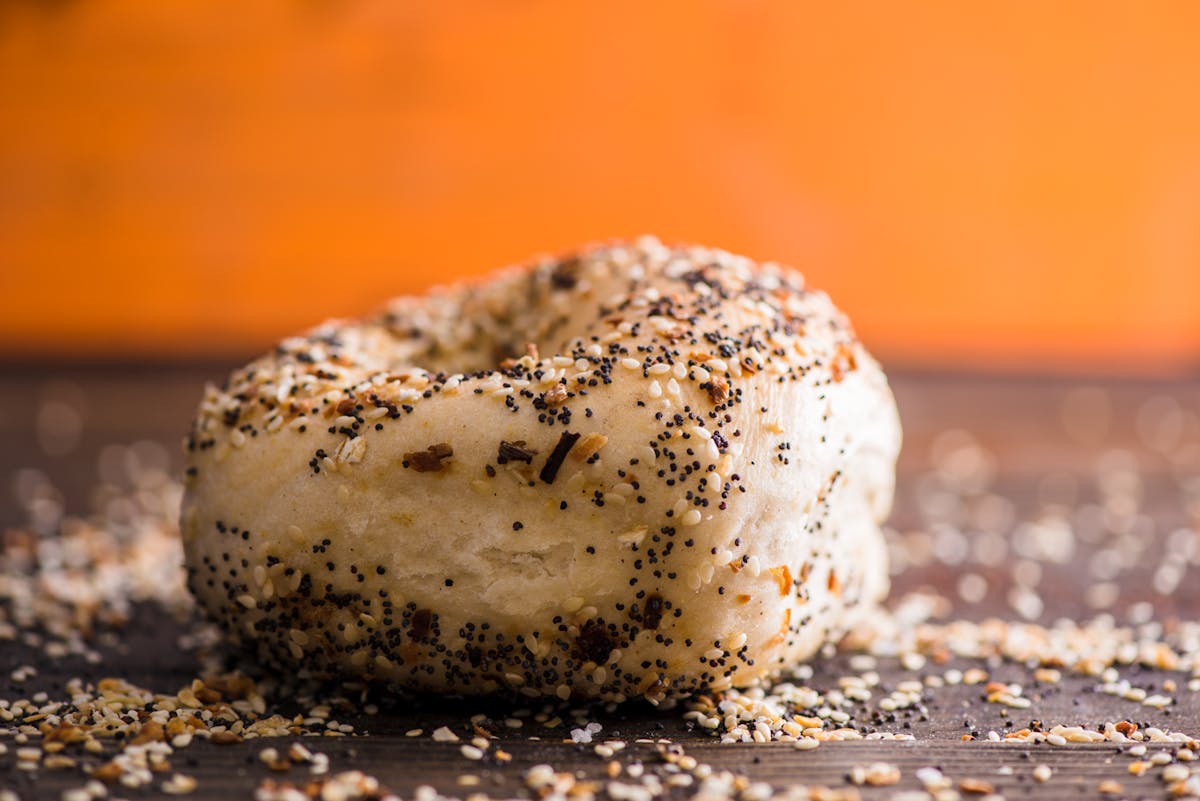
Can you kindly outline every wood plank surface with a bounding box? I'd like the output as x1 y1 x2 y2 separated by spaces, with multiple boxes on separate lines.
2 366 1199 800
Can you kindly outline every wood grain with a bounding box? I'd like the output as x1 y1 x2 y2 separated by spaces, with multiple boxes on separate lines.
2 367 1199 799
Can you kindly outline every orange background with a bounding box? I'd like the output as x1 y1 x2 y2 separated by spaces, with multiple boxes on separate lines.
1 2 1198 372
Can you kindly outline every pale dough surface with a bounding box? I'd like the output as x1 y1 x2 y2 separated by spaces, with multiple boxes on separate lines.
181 238 901 701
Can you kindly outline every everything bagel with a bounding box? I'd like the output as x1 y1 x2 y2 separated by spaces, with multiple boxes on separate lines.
180 238 901 702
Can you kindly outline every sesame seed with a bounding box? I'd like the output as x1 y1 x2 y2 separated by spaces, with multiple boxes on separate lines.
431 726 459 743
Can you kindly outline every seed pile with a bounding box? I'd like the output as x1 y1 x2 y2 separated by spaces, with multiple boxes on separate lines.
3 447 189 655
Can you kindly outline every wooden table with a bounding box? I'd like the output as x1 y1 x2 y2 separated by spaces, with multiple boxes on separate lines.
2 365 1199 800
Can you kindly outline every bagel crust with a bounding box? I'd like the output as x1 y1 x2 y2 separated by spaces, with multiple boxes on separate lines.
181 238 901 702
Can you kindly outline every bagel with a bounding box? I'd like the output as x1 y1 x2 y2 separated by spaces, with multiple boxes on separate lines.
180 237 901 702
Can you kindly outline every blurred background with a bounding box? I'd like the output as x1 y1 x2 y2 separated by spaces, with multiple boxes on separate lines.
1 1 1199 374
